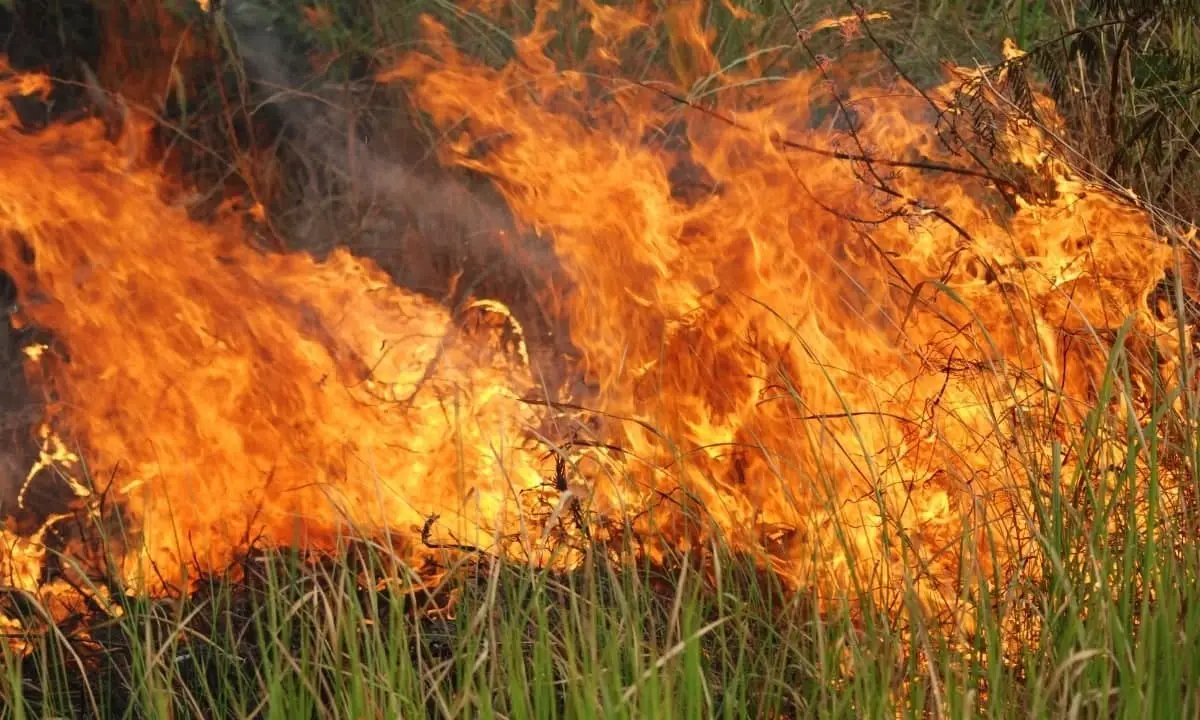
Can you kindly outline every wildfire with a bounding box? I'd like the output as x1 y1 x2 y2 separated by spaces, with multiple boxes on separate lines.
0 1 1186 637
0 58 556 601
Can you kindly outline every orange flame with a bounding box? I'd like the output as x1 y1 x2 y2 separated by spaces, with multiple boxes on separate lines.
377 5 1180 615
0 2 1186 633
0 66 563 599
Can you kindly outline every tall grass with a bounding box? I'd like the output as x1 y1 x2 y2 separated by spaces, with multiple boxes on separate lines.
3 325 1200 718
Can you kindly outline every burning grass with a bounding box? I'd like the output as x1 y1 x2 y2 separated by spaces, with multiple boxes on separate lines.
4 454 1200 719
0 0 1199 717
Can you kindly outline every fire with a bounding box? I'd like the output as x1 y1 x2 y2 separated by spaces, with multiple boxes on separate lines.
376 5 1181 611
0 60 557 600
0 1 1187 635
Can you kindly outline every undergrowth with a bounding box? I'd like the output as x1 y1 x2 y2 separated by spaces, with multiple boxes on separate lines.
161 0 1200 222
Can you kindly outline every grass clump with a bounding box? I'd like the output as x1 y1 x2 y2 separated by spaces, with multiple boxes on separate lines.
2 330 1200 718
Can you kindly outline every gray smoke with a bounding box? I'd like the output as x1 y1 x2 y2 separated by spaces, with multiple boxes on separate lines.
221 4 542 274
217 2 580 390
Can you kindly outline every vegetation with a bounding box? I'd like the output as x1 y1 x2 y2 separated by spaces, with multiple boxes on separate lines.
6 349 1200 718
0 0 1198 717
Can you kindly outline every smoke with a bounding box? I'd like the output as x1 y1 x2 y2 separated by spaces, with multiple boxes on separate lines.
0 269 40 519
217 2 578 389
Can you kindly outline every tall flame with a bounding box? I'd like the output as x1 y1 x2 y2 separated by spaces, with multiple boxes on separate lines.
0 60 556 597
0 1 1186 632
377 5 1180 613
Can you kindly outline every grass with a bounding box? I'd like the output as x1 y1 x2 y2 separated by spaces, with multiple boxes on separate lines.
1 0 1199 717
4 330 1200 717
4 351 1200 719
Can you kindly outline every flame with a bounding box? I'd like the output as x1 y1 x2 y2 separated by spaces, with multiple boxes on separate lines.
377 5 1180 615
0 64 561 600
0 2 1188 637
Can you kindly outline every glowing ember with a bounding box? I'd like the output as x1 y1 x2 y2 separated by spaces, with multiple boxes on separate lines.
0 1 1186 636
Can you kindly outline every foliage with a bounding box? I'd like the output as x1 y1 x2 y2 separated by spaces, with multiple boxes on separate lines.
981 0 1200 217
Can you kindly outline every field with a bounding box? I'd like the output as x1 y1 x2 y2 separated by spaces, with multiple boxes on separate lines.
0 0 1198 717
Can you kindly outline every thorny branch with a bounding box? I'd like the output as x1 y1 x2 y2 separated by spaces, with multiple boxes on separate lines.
791 6 1012 250
636 48 1010 348
837 2 1007 180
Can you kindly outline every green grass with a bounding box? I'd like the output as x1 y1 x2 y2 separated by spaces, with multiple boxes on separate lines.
3 356 1200 719
5 325 1200 717
2 0 1200 717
